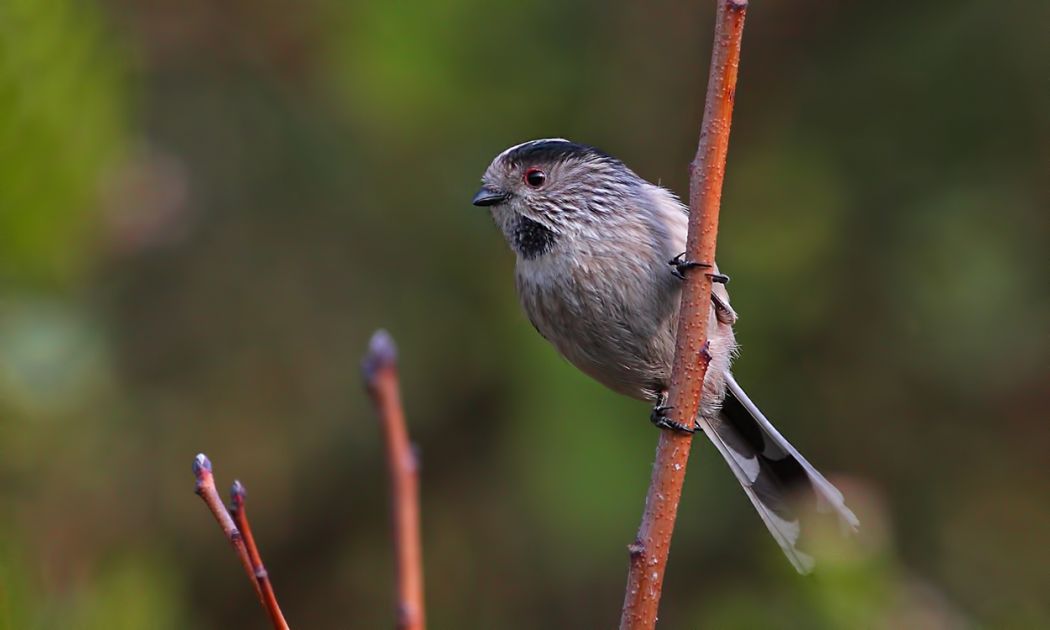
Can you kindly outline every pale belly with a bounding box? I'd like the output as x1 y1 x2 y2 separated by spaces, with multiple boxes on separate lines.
515 251 681 401
515 251 736 410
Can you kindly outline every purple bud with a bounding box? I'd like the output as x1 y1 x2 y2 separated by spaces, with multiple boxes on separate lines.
231 479 247 505
192 453 212 478
361 329 398 381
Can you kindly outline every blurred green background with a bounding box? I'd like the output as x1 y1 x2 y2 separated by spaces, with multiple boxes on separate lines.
1 0 1048 627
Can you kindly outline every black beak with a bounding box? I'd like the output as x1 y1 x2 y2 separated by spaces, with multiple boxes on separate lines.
472 186 508 207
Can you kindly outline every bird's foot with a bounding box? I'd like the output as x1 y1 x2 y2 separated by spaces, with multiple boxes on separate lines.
649 392 700 435
669 253 710 280
699 339 712 362
669 253 729 284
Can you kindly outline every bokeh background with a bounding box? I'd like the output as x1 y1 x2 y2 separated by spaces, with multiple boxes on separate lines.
2 0 1048 627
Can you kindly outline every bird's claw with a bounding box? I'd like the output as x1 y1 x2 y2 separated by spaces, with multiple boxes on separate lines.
669 253 728 284
669 252 710 280
650 393 701 435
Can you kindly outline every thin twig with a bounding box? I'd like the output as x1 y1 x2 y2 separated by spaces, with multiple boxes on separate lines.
619 1 748 629
193 454 260 597
363 330 426 630
192 454 289 629
231 480 290 630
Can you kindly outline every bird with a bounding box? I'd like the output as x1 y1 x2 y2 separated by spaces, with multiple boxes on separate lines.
472 138 858 573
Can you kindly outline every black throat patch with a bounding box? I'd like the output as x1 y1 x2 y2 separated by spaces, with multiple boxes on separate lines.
512 215 556 260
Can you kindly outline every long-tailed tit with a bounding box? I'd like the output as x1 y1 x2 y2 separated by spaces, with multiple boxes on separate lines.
473 138 858 573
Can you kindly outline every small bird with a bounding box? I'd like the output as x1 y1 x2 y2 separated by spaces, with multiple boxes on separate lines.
472 138 858 573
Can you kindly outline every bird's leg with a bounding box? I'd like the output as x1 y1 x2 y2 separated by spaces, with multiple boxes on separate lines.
649 390 700 434
669 252 729 284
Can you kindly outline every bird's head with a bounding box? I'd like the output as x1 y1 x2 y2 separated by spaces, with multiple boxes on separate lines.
472 138 643 258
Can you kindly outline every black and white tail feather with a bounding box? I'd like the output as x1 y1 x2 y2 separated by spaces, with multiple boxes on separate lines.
696 372 860 573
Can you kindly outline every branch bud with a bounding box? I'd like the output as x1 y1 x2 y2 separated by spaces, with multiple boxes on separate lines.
362 329 398 383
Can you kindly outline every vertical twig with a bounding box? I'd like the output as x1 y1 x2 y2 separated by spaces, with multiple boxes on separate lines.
363 330 426 630
231 480 290 630
192 454 290 629
619 1 748 629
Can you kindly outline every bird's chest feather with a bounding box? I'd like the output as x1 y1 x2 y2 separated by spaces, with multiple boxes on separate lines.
516 245 652 330
514 241 680 396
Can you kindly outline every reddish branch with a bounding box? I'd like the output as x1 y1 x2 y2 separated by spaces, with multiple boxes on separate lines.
230 480 289 630
619 1 749 628
363 330 426 630
192 454 290 630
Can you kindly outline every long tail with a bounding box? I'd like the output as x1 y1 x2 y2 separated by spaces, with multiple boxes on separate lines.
696 372 859 574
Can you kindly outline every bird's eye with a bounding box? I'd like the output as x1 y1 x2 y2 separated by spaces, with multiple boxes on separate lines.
524 167 547 188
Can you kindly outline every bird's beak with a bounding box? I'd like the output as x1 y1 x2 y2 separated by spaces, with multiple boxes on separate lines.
472 186 508 207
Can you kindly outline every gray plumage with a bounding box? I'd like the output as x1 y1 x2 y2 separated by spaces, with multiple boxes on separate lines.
473 138 858 573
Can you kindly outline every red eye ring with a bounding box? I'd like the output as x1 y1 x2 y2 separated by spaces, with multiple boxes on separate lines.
524 167 547 188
